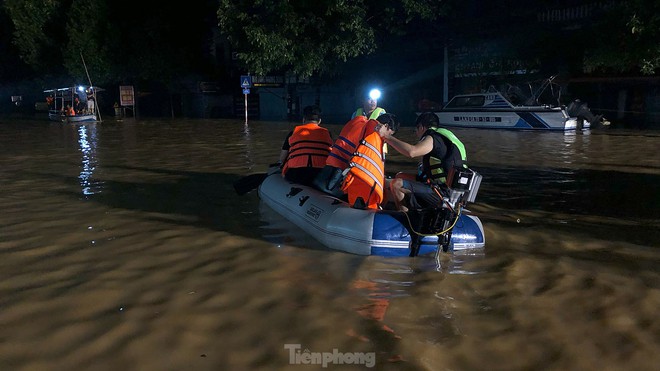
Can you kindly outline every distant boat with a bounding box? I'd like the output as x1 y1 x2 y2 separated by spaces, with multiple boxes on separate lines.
419 76 603 130
44 86 103 124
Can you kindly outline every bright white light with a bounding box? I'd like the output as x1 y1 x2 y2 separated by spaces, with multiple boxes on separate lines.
369 89 381 100
78 86 85 92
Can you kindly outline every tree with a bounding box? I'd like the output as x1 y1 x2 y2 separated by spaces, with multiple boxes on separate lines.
0 4 31 82
63 0 113 84
216 0 446 78
4 0 66 76
584 0 660 75
4 0 218 86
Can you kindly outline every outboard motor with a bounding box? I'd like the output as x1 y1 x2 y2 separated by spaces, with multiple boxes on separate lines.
409 167 482 256
566 99 603 128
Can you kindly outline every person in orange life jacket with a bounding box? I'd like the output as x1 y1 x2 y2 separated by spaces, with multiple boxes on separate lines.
311 114 367 197
279 105 333 186
340 113 400 210
66 104 76 116
380 112 468 212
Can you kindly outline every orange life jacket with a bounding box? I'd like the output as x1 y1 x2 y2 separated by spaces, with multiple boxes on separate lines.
67 106 76 116
326 116 371 170
341 125 385 209
282 123 333 176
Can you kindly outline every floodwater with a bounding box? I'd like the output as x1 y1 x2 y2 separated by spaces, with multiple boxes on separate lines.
1 117 658 370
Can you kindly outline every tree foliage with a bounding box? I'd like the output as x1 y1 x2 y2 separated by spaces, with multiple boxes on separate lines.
4 0 217 87
216 0 445 77
584 0 659 75
3 0 658 87
63 0 113 83
4 0 64 74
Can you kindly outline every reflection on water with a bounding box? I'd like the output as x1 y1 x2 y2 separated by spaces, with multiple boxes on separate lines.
242 121 255 171
0 119 658 370
77 124 102 196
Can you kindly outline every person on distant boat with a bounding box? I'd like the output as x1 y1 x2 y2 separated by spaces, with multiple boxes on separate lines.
381 112 468 212
279 105 333 186
86 94 95 114
66 104 76 116
74 97 85 114
340 113 399 210
351 88 386 120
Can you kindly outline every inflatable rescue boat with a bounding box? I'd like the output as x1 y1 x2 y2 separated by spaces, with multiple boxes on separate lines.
258 172 485 256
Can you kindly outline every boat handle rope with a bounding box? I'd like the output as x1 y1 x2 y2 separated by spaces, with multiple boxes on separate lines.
402 206 462 237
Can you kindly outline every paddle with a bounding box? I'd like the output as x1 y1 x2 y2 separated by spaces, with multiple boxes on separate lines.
233 163 281 196
233 173 268 195
234 163 395 196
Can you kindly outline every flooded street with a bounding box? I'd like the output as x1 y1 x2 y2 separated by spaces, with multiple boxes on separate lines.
1 117 659 370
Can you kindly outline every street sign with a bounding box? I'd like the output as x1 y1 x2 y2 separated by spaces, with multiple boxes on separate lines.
240 75 252 88
119 85 134 106
243 88 250 95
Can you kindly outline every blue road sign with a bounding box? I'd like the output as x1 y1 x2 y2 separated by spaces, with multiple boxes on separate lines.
243 88 250 95
240 75 252 88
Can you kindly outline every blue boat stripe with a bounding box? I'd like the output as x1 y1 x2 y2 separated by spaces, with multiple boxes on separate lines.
516 111 549 128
